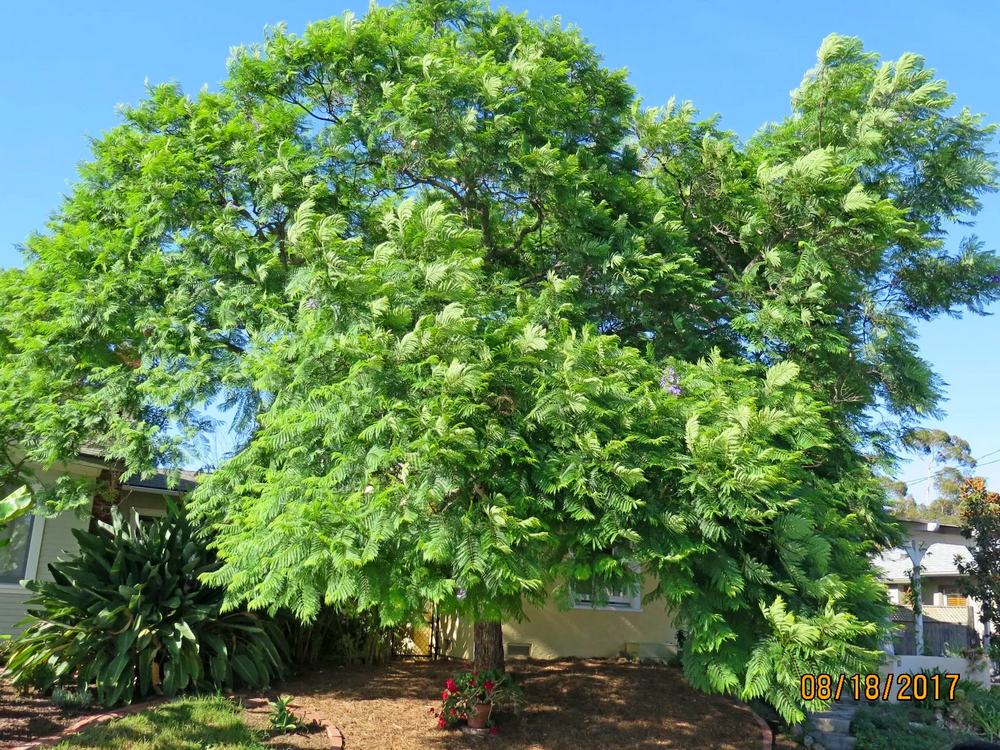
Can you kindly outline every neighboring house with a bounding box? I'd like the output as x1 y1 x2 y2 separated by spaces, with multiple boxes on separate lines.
0 449 196 635
872 518 989 655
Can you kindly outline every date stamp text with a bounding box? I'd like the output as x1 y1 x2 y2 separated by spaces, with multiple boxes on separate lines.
799 673 960 702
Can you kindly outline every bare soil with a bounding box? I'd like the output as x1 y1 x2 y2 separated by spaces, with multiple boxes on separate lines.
280 658 764 750
0 680 92 748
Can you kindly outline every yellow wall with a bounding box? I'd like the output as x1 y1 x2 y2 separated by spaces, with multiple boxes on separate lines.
118 489 171 518
443 579 679 661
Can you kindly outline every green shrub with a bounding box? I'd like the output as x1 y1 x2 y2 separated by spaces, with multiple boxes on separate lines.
0 633 13 666
911 668 952 714
269 696 305 733
51 687 94 711
5 504 287 707
852 703 971 750
278 605 405 666
958 682 1000 740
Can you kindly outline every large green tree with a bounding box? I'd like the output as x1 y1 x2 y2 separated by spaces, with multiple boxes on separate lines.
1 0 997 721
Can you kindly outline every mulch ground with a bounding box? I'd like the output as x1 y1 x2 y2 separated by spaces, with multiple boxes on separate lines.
0 659 765 749
243 701 329 750
280 658 764 750
0 680 92 748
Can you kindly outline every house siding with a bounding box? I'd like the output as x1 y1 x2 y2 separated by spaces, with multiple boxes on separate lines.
0 588 32 634
34 510 86 581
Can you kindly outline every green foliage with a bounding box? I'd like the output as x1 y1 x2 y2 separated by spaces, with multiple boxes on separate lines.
50 696 266 750
438 669 523 728
50 687 95 711
887 429 977 523
4 505 287 707
958 478 1000 629
0 0 996 724
0 634 11 666
735 597 879 721
268 696 305 733
958 682 1000 740
911 668 951 714
852 703 972 750
278 605 404 666
0 485 31 543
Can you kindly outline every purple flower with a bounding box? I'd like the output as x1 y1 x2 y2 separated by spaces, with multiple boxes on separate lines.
659 367 682 396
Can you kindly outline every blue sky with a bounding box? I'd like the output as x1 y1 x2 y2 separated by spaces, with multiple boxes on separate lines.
1 1 998 490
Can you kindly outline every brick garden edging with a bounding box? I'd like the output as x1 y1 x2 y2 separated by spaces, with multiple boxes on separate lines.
727 699 774 750
10 696 346 750
747 707 774 750
10 697 170 750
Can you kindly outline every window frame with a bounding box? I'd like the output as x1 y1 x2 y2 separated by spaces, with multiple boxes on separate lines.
0 513 46 590
571 562 643 613
941 591 968 607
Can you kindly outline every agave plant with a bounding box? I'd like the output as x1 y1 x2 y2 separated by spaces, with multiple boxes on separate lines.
5 502 287 707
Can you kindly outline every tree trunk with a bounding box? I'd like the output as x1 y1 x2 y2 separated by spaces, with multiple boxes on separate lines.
88 468 121 533
473 620 505 673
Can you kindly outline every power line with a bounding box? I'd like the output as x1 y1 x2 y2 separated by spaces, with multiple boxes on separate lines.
901 451 1000 488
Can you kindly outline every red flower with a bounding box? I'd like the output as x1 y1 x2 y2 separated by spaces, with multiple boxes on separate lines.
450 709 457 717
445 679 458 692
490 726 499 736
484 680 494 691
442 690 449 700
438 718 447 729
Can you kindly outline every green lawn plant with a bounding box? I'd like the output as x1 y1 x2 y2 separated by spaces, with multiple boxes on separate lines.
268 695 306 733
50 687 95 711
4 504 287 707
50 696 266 750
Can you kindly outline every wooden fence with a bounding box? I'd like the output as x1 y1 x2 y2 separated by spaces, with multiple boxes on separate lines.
891 605 978 656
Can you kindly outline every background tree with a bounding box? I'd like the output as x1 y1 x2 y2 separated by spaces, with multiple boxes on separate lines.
0 0 997 722
885 429 977 524
958 478 1000 649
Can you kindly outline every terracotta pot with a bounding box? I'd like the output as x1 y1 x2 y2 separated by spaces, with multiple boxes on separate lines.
467 702 492 729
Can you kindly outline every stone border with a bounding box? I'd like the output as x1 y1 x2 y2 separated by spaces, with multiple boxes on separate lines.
747 707 774 750
10 696 345 750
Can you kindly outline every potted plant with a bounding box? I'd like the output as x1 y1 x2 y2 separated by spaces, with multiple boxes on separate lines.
436 668 522 731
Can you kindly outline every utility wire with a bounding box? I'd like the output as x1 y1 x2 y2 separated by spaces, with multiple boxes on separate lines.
901 451 1000 488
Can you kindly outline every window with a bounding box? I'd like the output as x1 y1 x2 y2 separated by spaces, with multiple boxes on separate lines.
944 592 968 607
0 513 44 586
573 573 642 612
